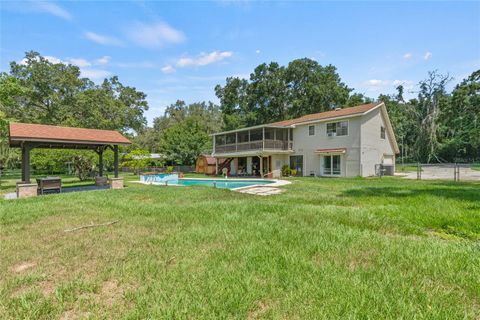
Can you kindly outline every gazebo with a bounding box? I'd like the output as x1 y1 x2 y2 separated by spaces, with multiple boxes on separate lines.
8 122 131 198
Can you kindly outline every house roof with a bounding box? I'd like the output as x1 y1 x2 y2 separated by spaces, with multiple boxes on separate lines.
269 103 379 126
9 122 131 147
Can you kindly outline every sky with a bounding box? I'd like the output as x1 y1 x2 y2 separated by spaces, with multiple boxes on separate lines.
1 1 479 125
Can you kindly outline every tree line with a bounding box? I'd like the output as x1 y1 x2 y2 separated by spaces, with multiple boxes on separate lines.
1 52 478 173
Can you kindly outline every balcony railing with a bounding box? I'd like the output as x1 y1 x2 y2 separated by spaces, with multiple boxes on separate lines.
214 139 293 154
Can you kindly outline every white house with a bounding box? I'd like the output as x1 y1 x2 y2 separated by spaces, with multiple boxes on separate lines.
211 102 399 178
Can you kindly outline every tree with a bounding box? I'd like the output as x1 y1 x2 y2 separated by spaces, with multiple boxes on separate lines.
284 60 351 117
215 58 351 129
439 70 480 161
413 71 452 163
0 112 19 187
134 100 222 157
121 149 152 174
0 51 148 133
159 118 210 165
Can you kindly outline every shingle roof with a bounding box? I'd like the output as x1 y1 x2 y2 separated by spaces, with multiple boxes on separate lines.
269 103 380 126
9 122 131 145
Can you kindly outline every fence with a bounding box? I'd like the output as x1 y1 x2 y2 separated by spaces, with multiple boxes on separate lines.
405 163 480 181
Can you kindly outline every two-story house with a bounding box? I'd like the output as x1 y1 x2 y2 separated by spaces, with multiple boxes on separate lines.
211 102 399 178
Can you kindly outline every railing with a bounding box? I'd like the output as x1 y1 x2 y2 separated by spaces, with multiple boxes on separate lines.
214 140 293 154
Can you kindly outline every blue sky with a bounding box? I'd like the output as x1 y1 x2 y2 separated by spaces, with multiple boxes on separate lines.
1 1 479 125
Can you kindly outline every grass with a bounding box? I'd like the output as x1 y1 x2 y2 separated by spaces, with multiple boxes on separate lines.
0 176 479 319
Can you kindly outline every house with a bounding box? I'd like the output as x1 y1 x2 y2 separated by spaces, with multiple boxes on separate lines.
211 102 399 178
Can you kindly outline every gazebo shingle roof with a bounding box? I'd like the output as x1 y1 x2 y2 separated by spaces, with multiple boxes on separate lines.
9 122 131 146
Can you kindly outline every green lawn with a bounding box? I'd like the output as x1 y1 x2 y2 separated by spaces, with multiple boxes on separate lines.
0 176 479 319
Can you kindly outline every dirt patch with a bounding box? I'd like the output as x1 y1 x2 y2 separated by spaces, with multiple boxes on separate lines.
248 300 270 319
40 280 56 296
100 280 124 307
346 249 378 271
11 261 36 273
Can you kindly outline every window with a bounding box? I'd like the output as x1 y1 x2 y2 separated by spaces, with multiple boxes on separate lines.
308 125 315 136
326 121 348 137
381 126 386 139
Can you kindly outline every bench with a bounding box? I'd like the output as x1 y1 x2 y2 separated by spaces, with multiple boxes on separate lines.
36 177 62 195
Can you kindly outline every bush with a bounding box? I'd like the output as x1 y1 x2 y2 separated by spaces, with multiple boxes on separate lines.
166 166 174 174
290 169 297 177
281 165 291 177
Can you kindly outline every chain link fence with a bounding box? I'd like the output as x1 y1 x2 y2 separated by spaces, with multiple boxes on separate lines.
398 163 480 181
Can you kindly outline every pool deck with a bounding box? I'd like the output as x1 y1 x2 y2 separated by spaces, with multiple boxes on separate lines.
135 177 291 196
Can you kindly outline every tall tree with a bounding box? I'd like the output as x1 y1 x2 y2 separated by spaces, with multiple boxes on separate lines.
439 70 480 161
0 51 148 133
414 71 452 162
215 58 351 129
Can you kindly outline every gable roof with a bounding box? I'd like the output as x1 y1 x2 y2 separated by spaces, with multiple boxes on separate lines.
269 103 380 126
9 122 131 146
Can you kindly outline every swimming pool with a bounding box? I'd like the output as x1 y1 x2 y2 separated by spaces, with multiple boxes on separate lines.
176 178 274 189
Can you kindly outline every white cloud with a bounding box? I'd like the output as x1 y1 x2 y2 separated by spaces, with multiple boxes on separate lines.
363 79 414 91
67 58 91 67
96 56 111 65
31 1 72 20
403 53 412 59
364 79 389 88
127 21 185 48
84 31 123 46
424 51 432 60
161 65 176 74
176 51 233 68
256 49 261 54
80 69 111 80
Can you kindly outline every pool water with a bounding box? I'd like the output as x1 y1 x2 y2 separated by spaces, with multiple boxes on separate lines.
176 179 274 189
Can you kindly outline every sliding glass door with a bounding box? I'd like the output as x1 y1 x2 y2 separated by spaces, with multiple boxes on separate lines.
322 155 341 176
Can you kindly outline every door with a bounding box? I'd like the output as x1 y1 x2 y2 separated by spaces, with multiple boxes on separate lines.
322 155 341 176
289 155 304 176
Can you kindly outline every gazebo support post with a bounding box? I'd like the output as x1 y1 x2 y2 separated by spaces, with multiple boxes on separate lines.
98 149 103 177
94 147 107 186
17 143 37 198
113 145 119 178
109 144 123 189
21 143 32 183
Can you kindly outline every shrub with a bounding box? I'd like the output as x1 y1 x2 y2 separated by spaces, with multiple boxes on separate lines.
290 169 297 177
281 165 291 177
166 166 174 174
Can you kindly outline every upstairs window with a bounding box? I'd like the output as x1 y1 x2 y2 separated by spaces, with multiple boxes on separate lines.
326 121 348 137
381 126 386 139
308 125 315 136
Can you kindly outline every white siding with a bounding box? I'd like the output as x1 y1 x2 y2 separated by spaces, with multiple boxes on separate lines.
291 117 362 177
360 108 396 176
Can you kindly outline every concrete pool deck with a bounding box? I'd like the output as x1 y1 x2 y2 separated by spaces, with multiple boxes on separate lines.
135 177 291 195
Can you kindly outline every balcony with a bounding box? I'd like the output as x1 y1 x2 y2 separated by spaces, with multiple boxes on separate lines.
213 127 293 155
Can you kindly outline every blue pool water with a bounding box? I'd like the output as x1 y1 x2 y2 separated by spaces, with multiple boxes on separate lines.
177 179 273 189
